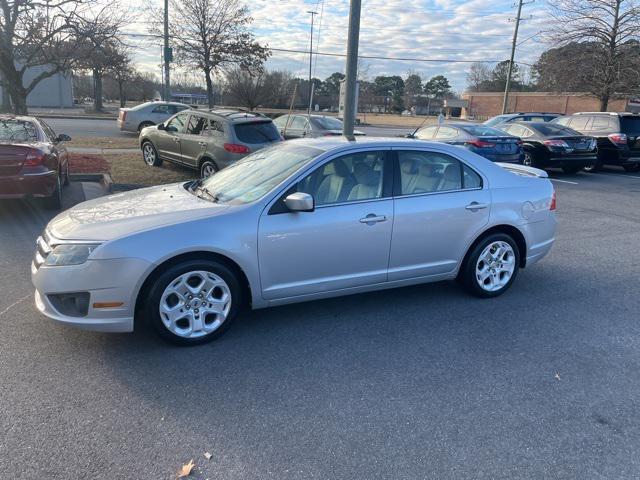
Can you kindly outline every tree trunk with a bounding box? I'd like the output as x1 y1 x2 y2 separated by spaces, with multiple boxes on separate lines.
93 69 104 112
204 68 214 109
599 94 609 112
7 83 28 115
118 79 125 108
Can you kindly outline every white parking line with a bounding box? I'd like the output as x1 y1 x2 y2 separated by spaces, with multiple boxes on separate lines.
550 178 579 185
593 172 640 180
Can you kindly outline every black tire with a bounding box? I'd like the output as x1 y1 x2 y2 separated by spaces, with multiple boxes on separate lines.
623 164 640 172
562 165 583 174
522 150 536 167
141 141 162 167
143 259 242 346
583 160 602 172
200 159 218 178
138 121 154 132
459 233 520 298
43 175 63 210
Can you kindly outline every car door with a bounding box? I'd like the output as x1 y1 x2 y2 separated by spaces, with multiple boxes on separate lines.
40 120 68 173
155 113 188 163
388 149 490 281
179 114 208 167
258 149 393 300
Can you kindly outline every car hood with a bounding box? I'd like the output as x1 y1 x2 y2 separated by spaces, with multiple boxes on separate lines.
48 182 231 241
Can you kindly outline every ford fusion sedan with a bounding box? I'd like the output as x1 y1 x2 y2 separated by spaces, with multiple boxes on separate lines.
32 138 557 345
117 101 191 133
0 115 71 209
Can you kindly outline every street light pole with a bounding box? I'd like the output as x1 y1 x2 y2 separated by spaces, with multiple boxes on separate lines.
163 0 171 102
502 0 523 114
342 0 361 136
307 11 317 116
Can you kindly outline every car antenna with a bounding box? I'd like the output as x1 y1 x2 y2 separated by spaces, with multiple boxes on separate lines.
409 115 431 138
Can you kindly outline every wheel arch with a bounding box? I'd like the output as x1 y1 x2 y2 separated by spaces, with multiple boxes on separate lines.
137 120 154 132
460 224 528 275
197 154 219 171
134 250 252 321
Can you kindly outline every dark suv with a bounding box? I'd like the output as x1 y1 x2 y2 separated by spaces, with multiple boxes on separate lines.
484 112 561 127
553 112 640 172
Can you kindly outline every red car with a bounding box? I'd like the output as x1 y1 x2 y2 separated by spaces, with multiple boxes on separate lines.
0 116 71 209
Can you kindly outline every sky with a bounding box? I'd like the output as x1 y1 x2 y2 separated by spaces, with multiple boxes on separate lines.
124 0 551 93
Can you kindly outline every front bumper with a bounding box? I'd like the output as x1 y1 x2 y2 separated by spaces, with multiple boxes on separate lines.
0 170 57 199
31 256 153 333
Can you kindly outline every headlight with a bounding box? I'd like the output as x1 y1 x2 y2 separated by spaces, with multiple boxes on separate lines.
44 244 100 266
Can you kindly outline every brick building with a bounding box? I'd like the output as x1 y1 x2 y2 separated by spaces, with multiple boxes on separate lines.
461 92 632 120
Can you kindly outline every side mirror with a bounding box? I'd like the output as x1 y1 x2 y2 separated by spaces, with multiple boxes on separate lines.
157 123 166 130
284 192 314 212
56 134 71 142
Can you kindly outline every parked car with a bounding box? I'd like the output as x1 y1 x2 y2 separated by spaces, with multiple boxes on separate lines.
410 122 524 163
484 112 562 127
499 122 597 173
117 101 191 133
273 114 365 139
32 137 556 345
139 109 282 178
552 112 640 172
0 116 71 210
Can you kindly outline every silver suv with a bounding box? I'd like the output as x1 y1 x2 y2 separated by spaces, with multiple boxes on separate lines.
139 109 283 177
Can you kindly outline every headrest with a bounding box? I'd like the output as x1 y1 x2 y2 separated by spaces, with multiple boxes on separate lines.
419 163 435 176
400 158 416 174
333 159 351 177
444 163 459 181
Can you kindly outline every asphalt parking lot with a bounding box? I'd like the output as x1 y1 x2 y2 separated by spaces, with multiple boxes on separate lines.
1 168 639 479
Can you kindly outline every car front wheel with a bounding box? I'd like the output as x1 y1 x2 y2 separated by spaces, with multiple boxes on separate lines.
200 159 218 178
142 141 162 167
144 259 242 345
460 233 520 298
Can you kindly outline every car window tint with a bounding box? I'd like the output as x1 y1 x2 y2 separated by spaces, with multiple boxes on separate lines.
397 151 463 195
152 105 170 114
436 126 458 139
39 120 57 141
620 116 640 135
290 116 308 130
415 126 438 140
298 151 385 206
568 116 591 131
186 115 206 135
202 119 224 137
554 117 571 127
234 121 280 143
463 164 482 189
504 124 527 137
591 116 612 130
0 119 38 141
165 114 187 132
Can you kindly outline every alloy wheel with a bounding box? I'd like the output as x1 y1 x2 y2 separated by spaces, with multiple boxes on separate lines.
201 162 217 178
159 270 232 339
475 241 516 292
523 152 533 166
143 143 157 165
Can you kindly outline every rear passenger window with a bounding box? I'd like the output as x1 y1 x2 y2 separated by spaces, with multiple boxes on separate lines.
202 119 224 137
436 126 457 139
568 116 591 131
397 151 470 195
186 115 206 135
463 165 482 189
592 116 613 130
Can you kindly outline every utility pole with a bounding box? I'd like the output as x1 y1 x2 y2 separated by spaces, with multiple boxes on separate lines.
163 0 171 102
342 0 361 136
307 11 318 116
502 0 524 114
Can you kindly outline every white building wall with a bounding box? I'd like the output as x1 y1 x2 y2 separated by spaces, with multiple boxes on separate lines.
0 65 74 108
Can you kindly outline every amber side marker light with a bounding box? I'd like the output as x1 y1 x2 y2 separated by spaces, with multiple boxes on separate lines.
93 302 124 309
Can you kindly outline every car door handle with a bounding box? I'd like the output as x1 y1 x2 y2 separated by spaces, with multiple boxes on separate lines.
359 214 387 224
465 202 489 211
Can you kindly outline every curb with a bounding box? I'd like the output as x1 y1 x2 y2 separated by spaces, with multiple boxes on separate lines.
70 173 113 193
37 114 117 121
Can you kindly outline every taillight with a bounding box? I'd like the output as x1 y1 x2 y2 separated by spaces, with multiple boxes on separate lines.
467 139 496 148
550 190 557 211
120 110 127 122
543 139 570 148
24 149 47 166
608 133 627 144
223 143 250 154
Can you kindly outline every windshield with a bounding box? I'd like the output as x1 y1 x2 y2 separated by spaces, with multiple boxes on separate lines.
199 144 322 204
461 125 510 137
313 116 343 130
483 115 511 127
0 120 38 142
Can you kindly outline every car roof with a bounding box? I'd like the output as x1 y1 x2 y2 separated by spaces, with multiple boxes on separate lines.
573 111 640 117
287 136 460 152
206 109 271 123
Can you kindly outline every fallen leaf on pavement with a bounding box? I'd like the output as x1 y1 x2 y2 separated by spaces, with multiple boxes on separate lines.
177 459 195 478
204 452 212 461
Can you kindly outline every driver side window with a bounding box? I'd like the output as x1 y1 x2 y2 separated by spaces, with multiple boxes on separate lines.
165 114 187 133
298 152 386 206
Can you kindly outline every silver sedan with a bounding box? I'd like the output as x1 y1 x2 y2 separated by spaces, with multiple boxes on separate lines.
32 138 557 345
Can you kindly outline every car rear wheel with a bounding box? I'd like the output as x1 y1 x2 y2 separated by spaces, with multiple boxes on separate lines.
142 141 162 167
144 259 242 345
200 159 218 178
460 233 520 298
138 121 154 132
623 164 640 172
583 160 602 172
43 175 62 210
522 150 535 167
562 165 583 174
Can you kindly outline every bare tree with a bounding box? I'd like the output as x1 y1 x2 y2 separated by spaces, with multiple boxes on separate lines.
152 0 270 108
466 62 491 92
0 0 123 114
225 68 268 110
547 0 640 110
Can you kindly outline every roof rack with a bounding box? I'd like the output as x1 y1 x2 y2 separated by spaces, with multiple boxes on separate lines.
208 108 267 118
